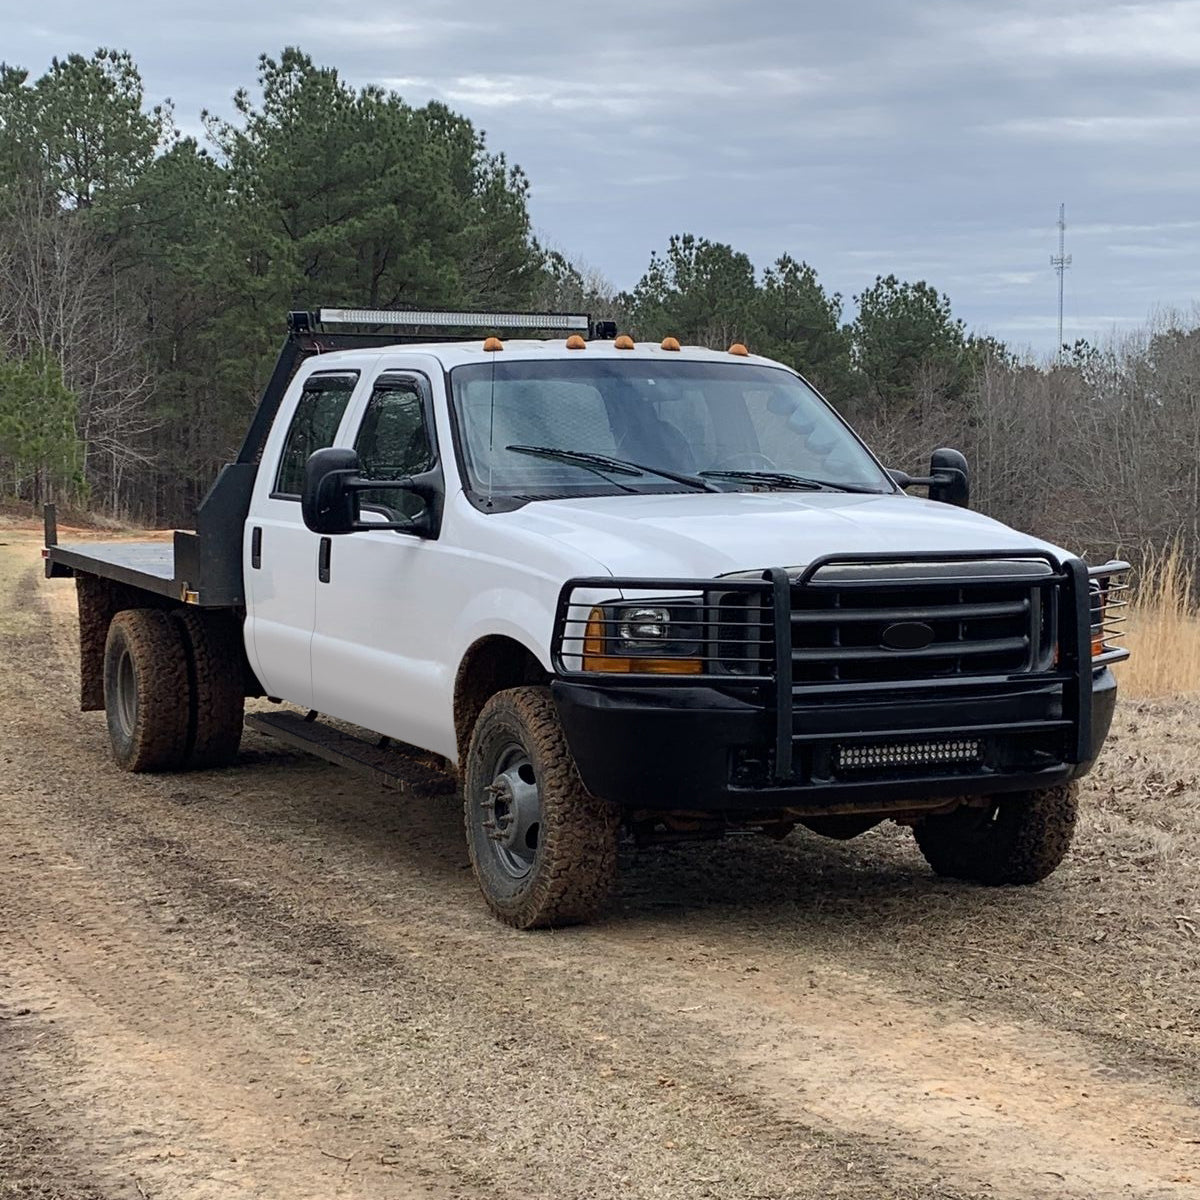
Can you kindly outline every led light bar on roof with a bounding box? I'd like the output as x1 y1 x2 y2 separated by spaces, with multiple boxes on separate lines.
315 307 589 331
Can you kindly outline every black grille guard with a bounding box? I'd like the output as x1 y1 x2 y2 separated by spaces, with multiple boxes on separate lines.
551 549 1131 784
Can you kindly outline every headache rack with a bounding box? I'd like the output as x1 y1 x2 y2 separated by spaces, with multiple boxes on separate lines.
552 551 1131 785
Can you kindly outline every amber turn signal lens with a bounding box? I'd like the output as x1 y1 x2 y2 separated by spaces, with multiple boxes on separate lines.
581 607 701 674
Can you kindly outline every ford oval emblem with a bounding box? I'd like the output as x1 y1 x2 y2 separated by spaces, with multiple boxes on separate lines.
881 621 935 651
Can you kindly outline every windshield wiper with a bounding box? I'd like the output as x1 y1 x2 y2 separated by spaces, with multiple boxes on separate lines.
699 469 884 494
506 445 719 492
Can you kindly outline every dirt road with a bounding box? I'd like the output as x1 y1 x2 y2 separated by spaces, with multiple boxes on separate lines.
2 525 1198 1200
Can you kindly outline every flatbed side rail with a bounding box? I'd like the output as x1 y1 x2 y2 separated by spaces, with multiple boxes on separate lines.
552 551 1129 783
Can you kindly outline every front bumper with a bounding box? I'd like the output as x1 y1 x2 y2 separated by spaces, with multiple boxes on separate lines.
550 550 1127 813
553 670 1117 813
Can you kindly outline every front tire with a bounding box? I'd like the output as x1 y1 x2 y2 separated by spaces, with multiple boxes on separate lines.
103 609 191 772
463 686 619 929
913 782 1079 885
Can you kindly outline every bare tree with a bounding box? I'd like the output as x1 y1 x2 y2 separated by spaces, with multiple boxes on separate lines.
0 177 157 513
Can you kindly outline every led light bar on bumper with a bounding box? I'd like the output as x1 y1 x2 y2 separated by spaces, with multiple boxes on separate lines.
836 739 983 773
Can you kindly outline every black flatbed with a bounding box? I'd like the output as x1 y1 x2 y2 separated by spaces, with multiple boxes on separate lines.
42 463 253 609
47 540 182 597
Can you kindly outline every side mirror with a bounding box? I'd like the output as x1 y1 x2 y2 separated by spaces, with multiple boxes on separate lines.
302 447 361 534
888 447 970 509
300 446 442 537
928 447 969 508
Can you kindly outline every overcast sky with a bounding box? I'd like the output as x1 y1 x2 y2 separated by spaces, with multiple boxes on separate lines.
6 0 1199 353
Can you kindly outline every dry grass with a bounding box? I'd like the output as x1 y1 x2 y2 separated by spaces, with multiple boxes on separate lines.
1118 545 1200 699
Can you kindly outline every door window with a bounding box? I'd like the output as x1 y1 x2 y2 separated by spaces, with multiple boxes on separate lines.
354 377 434 520
273 372 359 497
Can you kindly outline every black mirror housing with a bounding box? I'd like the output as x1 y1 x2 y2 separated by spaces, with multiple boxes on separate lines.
888 448 970 508
302 447 361 533
301 447 442 537
928 447 970 508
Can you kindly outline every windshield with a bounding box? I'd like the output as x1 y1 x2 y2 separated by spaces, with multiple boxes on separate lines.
449 358 893 502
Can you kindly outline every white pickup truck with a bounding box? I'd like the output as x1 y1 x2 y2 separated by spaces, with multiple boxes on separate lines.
45 308 1129 928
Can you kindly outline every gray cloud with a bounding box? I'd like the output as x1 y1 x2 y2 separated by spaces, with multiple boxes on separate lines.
5 0 1199 352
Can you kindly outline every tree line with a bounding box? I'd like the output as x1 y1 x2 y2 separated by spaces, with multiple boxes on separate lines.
0 46 1196 577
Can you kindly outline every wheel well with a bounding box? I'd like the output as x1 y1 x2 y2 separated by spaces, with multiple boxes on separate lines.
454 636 549 762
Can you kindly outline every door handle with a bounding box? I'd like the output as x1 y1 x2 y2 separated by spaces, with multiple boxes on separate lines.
318 536 332 584
251 526 263 569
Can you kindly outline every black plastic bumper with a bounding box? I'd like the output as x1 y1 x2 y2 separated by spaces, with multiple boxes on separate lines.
552 669 1117 812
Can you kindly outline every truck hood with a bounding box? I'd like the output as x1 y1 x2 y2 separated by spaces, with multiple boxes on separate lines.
500 491 1066 578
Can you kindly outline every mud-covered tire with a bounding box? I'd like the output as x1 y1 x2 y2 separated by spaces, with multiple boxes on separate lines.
913 782 1079 885
173 609 244 768
464 686 619 929
103 609 192 773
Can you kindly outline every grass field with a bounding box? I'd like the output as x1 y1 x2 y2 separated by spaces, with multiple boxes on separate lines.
1120 546 1200 699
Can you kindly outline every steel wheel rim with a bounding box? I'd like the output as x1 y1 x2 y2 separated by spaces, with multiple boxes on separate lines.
479 741 542 879
115 649 138 737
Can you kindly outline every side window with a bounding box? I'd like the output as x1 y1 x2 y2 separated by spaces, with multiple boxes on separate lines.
273 372 358 497
355 377 434 520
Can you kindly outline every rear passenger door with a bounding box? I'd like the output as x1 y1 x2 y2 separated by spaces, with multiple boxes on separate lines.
244 368 362 706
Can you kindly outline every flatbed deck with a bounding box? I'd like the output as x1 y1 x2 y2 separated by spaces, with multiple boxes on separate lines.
45 538 187 600
47 541 178 591
43 498 242 608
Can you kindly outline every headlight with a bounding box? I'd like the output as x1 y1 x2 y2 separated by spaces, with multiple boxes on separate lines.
618 606 671 645
583 599 703 674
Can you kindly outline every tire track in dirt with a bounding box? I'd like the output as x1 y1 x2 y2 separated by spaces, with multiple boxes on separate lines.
2 534 1198 1199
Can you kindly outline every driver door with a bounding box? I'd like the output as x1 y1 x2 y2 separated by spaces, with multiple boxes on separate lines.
310 370 456 757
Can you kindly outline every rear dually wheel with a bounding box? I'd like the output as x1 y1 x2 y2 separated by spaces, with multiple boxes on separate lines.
103 609 191 772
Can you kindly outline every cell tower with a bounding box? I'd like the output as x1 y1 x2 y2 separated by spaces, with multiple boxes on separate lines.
1051 203 1072 361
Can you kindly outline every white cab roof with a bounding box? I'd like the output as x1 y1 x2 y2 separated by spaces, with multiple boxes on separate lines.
302 339 789 372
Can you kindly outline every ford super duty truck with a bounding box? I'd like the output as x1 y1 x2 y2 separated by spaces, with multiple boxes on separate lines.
44 308 1129 928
